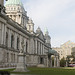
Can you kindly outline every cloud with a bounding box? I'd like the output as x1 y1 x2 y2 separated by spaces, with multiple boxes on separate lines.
23 0 75 47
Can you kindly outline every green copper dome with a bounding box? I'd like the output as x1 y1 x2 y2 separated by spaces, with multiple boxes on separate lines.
44 27 49 35
5 0 23 6
48 49 58 55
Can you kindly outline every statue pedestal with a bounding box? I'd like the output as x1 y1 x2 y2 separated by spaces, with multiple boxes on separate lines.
14 53 28 72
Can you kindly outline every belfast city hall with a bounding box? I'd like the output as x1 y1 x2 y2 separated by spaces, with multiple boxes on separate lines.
0 0 60 69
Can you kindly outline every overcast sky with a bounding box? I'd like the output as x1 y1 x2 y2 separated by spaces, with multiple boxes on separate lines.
5 0 75 47
22 0 75 47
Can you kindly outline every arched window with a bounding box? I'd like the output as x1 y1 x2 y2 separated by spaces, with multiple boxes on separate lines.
40 57 44 64
11 35 14 48
17 37 19 50
26 41 28 53
19 15 20 18
6 32 8 47
10 15 12 18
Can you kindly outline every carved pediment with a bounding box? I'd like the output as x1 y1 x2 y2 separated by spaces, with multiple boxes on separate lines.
38 32 45 41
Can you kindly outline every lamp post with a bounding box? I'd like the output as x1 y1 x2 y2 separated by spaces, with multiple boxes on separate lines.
45 51 49 67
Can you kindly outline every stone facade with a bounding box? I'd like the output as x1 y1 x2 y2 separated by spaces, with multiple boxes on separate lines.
53 40 75 60
0 0 59 68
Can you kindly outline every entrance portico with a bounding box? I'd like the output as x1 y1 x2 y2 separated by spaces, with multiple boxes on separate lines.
48 49 60 67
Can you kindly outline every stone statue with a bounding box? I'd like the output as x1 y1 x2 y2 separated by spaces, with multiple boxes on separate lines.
20 39 24 53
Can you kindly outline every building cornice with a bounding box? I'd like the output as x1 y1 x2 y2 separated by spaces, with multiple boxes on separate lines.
0 44 19 52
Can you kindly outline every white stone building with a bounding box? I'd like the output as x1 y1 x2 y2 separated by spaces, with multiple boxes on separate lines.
0 0 59 68
53 40 75 60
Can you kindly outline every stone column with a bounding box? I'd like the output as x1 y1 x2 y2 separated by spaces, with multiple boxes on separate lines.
50 55 52 67
56 56 59 67
24 18 26 27
0 22 1 44
14 33 17 50
35 40 37 54
24 38 26 53
4 25 7 46
9 53 11 65
40 42 41 55
54 56 56 67
19 35 22 51
39 42 40 55
8 29 11 48
28 40 30 54
41 43 42 55
42 44 43 55
47 56 48 67
32 39 34 54
30 38 34 54
1 23 4 45
37 41 39 54
43 45 44 55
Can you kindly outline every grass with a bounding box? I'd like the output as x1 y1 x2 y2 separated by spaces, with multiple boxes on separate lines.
1 67 75 75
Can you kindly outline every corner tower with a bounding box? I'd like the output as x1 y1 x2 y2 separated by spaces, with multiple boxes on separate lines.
44 28 51 47
5 0 28 28
27 18 34 34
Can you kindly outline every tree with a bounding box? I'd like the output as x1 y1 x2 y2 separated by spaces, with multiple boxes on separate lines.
60 57 66 67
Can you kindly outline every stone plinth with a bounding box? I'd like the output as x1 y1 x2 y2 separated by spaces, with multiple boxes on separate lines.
37 64 45 67
14 53 28 72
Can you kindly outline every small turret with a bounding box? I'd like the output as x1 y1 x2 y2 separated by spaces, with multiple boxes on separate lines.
44 27 49 35
36 27 41 34
44 28 51 46
27 18 34 34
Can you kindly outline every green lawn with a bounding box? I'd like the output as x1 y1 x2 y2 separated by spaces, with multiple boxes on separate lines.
1 67 75 75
